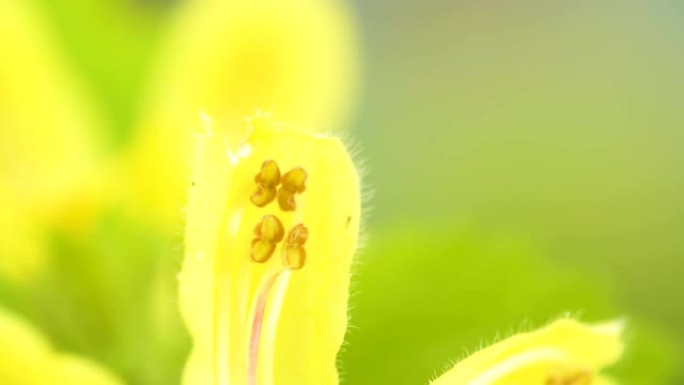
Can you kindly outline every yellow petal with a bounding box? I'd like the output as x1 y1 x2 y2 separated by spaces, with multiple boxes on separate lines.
0 0 106 283
179 114 361 385
0 307 124 385
430 318 624 385
126 0 358 228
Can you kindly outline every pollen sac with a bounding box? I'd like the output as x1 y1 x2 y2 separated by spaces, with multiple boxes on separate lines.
250 215 285 263
277 167 307 211
251 239 277 263
251 160 281 207
254 214 285 242
282 224 309 270
546 371 593 385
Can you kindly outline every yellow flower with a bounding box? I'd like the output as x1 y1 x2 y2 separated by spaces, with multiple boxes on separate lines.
431 318 624 385
179 114 624 385
179 113 360 384
0 306 124 385
125 0 358 228
0 0 106 284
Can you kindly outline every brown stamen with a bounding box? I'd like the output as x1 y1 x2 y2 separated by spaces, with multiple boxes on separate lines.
250 215 285 263
546 370 593 385
282 224 309 270
277 167 307 211
251 160 281 207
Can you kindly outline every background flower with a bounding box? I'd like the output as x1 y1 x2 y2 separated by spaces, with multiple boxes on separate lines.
0 0 107 285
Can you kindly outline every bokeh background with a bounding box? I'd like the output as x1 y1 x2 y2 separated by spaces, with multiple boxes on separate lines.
1 0 682 384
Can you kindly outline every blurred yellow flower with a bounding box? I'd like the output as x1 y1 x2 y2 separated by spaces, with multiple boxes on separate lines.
179 114 624 385
0 0 107 284
125 0 359 228
0 306 123 385
179 114 360 384
431 318 624 385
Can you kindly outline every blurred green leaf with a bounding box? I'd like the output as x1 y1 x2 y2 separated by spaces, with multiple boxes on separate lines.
339 224 681 385
0 208 189 385
29 0 171 147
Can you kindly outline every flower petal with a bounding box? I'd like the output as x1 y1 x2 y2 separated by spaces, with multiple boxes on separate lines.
180 115 361 385
430 318 624 385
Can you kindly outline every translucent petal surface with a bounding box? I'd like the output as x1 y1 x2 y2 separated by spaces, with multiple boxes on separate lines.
180 115 361 385
431 318 624 385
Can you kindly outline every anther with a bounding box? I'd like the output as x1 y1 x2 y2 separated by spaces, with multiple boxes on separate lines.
251 160 281 207
282 224 309 270
250 215 285 263
277 167 307 211
546 370 593 385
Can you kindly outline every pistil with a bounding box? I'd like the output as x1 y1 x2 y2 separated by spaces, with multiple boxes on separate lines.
247 271 283 385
